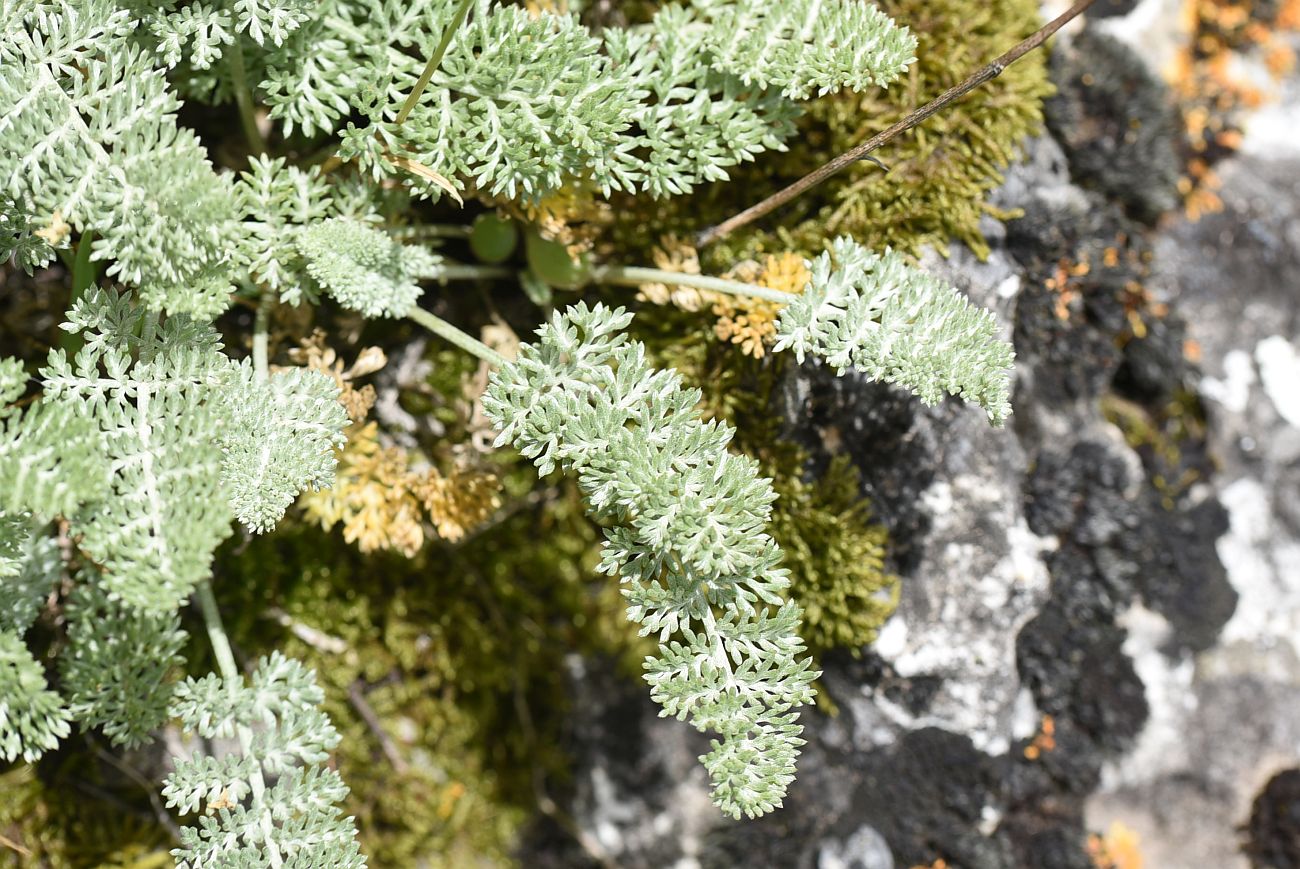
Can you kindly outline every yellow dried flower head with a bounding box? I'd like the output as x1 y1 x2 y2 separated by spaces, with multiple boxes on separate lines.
712 253 811 359
635 246 811 359
302 422 428 557
302 419 503 556
496 182 611 257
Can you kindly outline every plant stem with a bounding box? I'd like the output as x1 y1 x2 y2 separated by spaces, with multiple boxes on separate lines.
427 264 515 281
253 293 273 383
59 231 97 355
396 0 475 125
406 261 795 365
695 0 1098 247
392 223 473 241
228 40 268 154
406 305 509 368
70 230 96 297
588 264 796 305
195 580 240 692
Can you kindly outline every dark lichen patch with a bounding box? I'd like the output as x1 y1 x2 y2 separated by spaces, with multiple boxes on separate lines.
1244 768 1300 869
775 362 938 577
1046 29 1181 223
1007 195 1159 405
844 729 1016 869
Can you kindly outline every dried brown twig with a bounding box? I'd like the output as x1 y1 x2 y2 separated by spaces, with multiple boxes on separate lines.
695 0 1099 248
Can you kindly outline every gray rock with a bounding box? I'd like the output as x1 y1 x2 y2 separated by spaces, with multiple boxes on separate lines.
1086 143 1300 868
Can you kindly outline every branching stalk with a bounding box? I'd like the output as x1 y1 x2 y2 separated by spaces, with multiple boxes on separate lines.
253 293 273 383
696 0 1098 247
395 0 475 125
60 230 97 355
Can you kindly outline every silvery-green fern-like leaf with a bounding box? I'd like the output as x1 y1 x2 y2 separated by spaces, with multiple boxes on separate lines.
0 630 70 763
219 364 348 534
774 238 1015 425
693 0 918 99
484 303 818 819
61 575 187 748
165 652 366 869
35 288 350 610
0 0 240 319
0 518 62 635
0 362 112 519
297 217 437 318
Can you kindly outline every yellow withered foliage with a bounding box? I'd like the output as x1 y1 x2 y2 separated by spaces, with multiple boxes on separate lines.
294 336 502 556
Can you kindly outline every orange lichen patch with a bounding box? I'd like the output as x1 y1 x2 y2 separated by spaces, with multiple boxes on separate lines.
1045 258 1089 321
909 861 950 869
1264 42 1297 75
1170 0 1300 214
1023 714 1057 760
1088 821 1144 869
1183 184 1225 221
1279 0 1300 29
1184 338 1203 362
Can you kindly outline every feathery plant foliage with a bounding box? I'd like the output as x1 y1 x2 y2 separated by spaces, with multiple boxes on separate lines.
0 0 1025 855
485 303 818 817
775 238 1015 424
164 651 366 868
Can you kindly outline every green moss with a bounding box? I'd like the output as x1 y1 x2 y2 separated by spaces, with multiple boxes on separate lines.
0 762 172 869
771 455 898 657
782 0 1052 259
1102 389 1210 511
